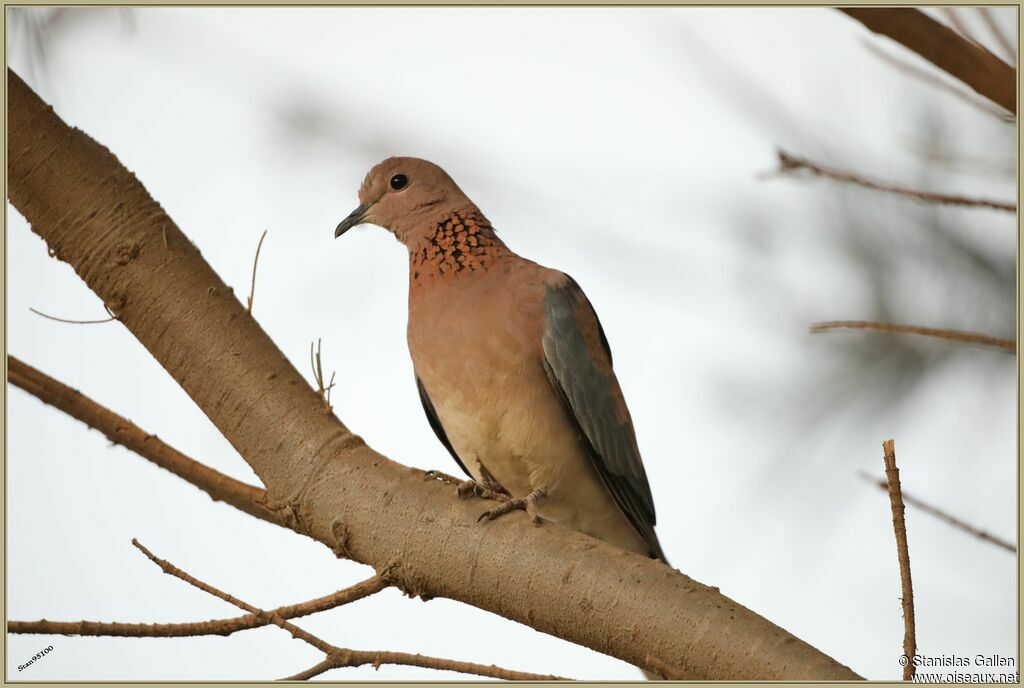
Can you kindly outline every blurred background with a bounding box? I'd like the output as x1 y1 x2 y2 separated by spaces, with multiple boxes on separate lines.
6 7 1017 681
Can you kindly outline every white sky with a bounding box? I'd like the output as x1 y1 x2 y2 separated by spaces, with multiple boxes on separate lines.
6 7 1018 681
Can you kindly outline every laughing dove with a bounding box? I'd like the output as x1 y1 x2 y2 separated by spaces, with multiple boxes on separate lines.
335 157 665 561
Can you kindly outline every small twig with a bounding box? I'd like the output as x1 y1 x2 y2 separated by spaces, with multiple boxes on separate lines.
881 440 916 681
246 229 268 315
861 39 1014 123
975 8 1016 63
131 540 565 681
8 355 281 526
774 150 1016 212
29 305 117 324
8 575 389 638
810 320 1015 354
309 339 336 411
858 472 1015 554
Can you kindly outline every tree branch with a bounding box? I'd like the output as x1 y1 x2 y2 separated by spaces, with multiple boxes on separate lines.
858 472 1015 554
131 540 563 681
775 150 1016 212
839 8 1016 115
7 355 284 527
881 440 916 681
8 575 388 638
6 67 860 680
810 321 1015 354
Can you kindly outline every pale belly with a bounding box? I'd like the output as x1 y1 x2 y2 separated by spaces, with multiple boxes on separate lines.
410 305 650 556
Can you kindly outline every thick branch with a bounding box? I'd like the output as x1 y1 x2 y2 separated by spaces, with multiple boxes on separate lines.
7 355 283 526
776 150 1016 212
6 68 860 680
810 321 1015 354
8 575 387 638
839 8 1016 115
881 441 916 681
132 540 563 681
859 472 1015 554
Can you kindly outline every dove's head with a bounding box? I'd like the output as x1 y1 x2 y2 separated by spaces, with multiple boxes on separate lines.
335 157 475 245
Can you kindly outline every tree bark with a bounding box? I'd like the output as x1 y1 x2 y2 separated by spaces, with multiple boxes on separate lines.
6 68 861 680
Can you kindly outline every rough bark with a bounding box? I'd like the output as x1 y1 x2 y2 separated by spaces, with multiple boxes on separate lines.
840 8 1017 115
6 68 861 680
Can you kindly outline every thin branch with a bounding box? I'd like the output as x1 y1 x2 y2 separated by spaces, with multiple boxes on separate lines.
881 440 916 681
284 658 336 681
839 8 1016 115
29 305 117 324
283 650 565 682
861 38 1014 123
309 338 335 411
858 472 1016 554
975 7 1015 63
774 150 1016 212
246 229 268 314
131 540 565 681
809 320 1015 354
8 575 388 638
7 355 283 526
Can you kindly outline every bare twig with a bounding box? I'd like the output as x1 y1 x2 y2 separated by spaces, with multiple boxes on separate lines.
881 440 916 681
809 320 1015 353
975 7 1015 63
8 575 388 637
774 150 1016 212
840 8 1016 115
858 472 1015 554
246 229 267 314
7 355 282 526
29 305 117 324
283 650 565 682
309 338 336 411
131 540 565 681
861 39 1014 122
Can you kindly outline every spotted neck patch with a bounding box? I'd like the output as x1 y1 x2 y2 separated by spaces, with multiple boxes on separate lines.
410 210 503 277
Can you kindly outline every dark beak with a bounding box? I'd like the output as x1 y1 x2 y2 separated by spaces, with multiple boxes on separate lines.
335 203 370 238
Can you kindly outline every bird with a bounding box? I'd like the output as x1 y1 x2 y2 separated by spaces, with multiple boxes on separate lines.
335 157 666 562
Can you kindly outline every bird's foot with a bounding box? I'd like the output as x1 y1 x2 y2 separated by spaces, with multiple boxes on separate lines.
478 488 546 525
424 469 465 487
424 470 510 503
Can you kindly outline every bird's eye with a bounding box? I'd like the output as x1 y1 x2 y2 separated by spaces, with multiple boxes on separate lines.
390 174 408 190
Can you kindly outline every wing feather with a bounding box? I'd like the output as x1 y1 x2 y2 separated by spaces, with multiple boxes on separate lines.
542 275 664 560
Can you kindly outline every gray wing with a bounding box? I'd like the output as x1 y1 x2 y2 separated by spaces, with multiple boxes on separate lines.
542 275 664 560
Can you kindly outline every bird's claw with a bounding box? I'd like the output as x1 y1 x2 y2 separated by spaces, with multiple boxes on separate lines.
478 488 546 525
424 470 509 503
424 469 464 487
